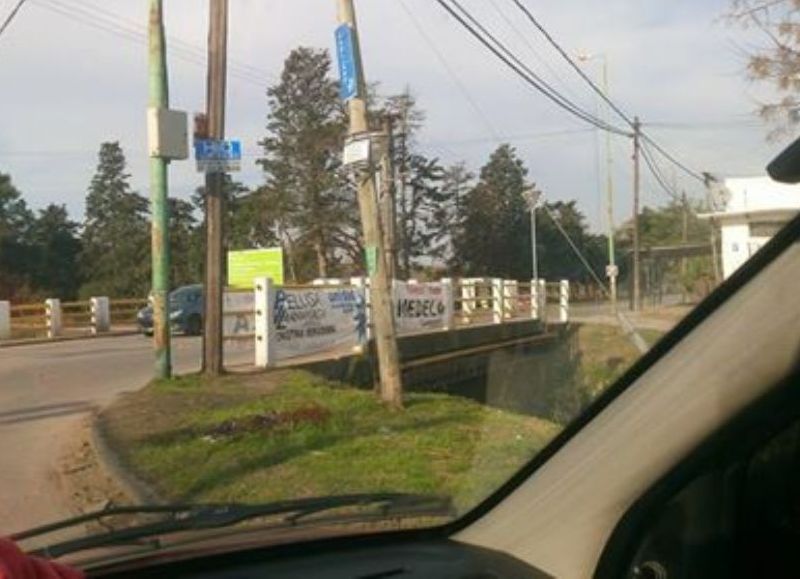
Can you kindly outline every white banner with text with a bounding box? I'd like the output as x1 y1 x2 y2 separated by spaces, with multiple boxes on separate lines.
393 281 452 335
272 286 367 361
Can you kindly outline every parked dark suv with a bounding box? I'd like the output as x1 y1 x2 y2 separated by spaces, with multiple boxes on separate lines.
137 284 203 336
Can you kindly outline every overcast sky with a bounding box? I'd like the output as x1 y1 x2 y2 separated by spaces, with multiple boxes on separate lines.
0 0 786 232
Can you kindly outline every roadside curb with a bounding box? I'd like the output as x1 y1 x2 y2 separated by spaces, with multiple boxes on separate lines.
89 413 163 506
0 330 140 349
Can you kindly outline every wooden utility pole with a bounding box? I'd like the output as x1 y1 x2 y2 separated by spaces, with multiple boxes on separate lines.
148 0 172 379
336 0 403 408
632 116 642 312
202 0 228 376
380 115 398 280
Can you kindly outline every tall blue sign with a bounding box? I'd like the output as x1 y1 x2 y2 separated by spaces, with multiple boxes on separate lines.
335 24 359 101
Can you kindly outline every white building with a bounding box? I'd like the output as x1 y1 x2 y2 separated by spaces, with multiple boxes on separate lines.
702 177 800 279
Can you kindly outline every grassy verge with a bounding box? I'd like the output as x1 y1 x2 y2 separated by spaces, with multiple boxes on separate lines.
100 371 559 513
577 324 665 396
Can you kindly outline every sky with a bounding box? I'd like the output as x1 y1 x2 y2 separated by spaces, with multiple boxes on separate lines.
0 0 787 233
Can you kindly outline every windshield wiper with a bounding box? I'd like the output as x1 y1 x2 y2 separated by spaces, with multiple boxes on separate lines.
14 493 454 559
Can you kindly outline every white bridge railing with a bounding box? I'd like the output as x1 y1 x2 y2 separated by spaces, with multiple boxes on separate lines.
222 277 570 369
0 296 147 341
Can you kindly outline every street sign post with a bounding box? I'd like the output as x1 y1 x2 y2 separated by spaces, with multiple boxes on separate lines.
194 138 241 173
335 24 358 101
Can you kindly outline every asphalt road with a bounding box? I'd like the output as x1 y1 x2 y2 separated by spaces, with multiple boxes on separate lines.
0 334 254 536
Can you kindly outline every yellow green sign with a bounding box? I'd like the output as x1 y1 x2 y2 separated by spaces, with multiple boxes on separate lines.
227 248 284 289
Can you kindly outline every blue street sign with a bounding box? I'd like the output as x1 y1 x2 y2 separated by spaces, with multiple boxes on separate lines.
194 139 242 173
335 24 359 101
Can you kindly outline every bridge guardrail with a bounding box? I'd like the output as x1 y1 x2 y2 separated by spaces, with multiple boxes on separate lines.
0 279 570 357
0 296 147 342
229 276 570 369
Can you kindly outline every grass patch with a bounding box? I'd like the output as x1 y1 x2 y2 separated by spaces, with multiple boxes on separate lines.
577 324 665 396
101 371 559 514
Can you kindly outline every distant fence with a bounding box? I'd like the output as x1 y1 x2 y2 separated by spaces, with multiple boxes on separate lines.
221 277 570 369
0 296 147 341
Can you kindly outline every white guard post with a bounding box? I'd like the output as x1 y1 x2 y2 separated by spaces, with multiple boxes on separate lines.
503 280 518 321
530 280 539 320
491 278 504 324
0 301 9 340
460 278 476 324
90 297 110 334
254 277 277 368
538 279 548 323
560 279 570 323
45 298 62 339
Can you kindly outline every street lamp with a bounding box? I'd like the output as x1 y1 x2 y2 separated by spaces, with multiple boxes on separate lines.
523 187 542 281
577 51 618 313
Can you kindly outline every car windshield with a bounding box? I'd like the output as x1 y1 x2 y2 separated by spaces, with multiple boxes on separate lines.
1 0 798 564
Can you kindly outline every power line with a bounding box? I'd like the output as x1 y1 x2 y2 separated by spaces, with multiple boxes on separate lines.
421 127 593 147
433 0 630 136
639 141 682 202
446 0 628 135
0 0 28 40
62 0 276 82
641 134 706 184
506 0 710 185
507 0 635 127
485 0 584 103
30 0 274 87
540 201 608 290
397 0 502 142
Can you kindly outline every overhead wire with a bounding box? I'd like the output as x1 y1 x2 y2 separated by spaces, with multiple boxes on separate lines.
432 0 631 136
639 141 682 202
397 0 502 142
507 0 635 127
506 0 710 186
446 0 629 135
30 0 274 88
0 0 28 40
640 134 707 184
485 0 584 103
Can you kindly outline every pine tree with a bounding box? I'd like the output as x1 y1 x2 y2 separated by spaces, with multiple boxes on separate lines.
257 47 353 280
29 204 82 299
459 144 530 279
0 172 34 299
80 142 150 298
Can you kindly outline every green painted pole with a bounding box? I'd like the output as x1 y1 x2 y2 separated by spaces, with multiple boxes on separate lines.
148 0 172 379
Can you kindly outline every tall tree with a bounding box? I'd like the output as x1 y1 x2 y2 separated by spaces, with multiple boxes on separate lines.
434 162 473 273
80 142 150 298
726 0 800 138
257 47 353 280
29 204 82 299
401 153 445 271
458 144 530 279
169 198 201 287
0 172 34 299
535 201 607 282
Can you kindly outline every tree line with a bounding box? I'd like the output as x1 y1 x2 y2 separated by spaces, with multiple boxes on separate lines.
0 46 705 302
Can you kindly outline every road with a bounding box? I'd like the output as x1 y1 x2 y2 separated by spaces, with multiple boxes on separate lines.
0 334 254 536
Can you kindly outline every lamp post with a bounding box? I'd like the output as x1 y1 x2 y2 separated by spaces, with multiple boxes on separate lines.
577 52 618 312
523 187 542 281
